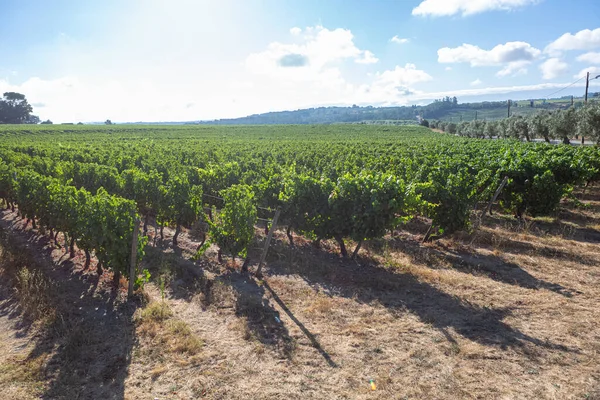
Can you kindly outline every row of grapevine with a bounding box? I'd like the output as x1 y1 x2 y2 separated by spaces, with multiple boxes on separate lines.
1 124 599 261
0 163 140 280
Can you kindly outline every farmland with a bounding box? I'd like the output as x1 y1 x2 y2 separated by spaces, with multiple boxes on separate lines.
1 124 600 399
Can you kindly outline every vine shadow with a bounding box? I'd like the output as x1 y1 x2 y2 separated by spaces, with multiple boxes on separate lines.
265 239 576 353
226 270 295 360
382 237 580 297
0 209 136 400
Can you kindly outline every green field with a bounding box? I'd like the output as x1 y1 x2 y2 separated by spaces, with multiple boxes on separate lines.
1 124 599 266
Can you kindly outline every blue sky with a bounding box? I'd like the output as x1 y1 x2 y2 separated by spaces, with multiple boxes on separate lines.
1 0 600 122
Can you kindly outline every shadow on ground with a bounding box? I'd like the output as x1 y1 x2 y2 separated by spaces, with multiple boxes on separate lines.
380 236 581 297
227 270 295 360
265 236 577 353
0 210 136 400
141 241 337 367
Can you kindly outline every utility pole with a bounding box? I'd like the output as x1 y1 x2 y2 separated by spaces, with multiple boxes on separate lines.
475 111 478 120
585 72 590 103
571 96 574 107
507 100 511 118
585 72 600 104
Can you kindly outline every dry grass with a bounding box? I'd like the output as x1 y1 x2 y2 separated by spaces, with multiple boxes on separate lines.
14 267 56 321
0 213 136 400
0 237 57 324
135 300 203 356
149 365 167 380
3 188 600 399
0 233 54 398
138 300 173 323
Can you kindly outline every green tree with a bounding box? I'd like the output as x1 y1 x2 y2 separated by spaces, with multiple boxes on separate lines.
456 121 470 137
578 103 600 143
14 169 48 229
0 161 16 210
497 118 509 139
0 92 34 124
446 122 457 134
26 115 40 124
89 188 138 281
507 116 530 141
528 113 551 143
469 120 486 139
415 167 477 238
549 108 577 144
483 120 498 139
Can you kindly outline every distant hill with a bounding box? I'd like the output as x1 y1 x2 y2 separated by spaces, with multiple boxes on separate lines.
195 95 595 125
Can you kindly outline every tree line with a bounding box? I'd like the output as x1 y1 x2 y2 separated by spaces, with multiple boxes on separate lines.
428 102 600 144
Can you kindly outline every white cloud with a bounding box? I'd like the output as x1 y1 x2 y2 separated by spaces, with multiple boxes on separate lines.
438 41 540 77
374 63 432 86
546 28 600 54
357 50 379 64
15 1 594 124
390 36 409 44
246 26 373 76
356 50 379 64
350 64 431 104
412 0 537 17
470 79 482 86
0 76 173 122
576 52 600 64
2 22 434 122
574 66 600 80
438 41 541 66
496 60 529 77
445 66 452 71
539 58 568 80
6 71 600 123
242 28 429 111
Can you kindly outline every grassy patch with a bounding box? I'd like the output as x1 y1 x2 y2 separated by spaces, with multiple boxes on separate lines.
135 301 203 357
138 301 173 323
14 267 56 322
0 355 46 393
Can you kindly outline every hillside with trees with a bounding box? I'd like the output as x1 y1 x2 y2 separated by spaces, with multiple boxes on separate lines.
197 95 594 125
1 91 597 126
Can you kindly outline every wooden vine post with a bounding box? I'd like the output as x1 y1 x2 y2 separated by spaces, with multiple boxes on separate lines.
128 218 140 298
474 176 509 230
255 207 281 277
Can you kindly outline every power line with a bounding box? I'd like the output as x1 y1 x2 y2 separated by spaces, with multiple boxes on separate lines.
545 76 585 99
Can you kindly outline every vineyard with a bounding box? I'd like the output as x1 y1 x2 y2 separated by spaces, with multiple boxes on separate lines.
1 124 600 398
1 124 599 271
